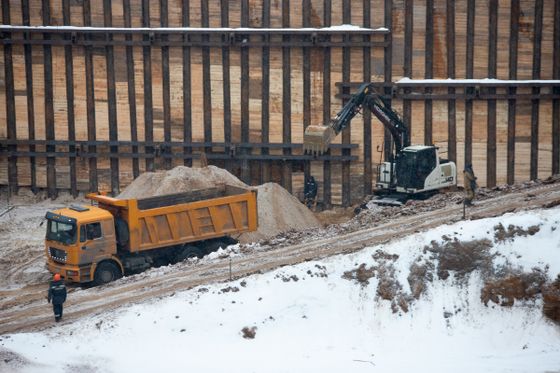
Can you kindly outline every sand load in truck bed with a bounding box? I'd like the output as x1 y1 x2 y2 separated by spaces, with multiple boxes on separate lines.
116 166 321 243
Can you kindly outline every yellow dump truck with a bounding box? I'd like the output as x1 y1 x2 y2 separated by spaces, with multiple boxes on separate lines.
45 185 258 285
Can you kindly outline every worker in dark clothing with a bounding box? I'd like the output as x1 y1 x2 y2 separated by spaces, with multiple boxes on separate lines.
47 273 67 322
463 164 477 206
304 176 318 209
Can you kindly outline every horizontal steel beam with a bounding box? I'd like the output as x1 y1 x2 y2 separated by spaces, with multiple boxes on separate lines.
0 151 357 162
0 140 358 150
0 25 389 36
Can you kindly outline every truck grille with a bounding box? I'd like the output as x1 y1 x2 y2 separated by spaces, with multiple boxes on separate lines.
49 247 67 263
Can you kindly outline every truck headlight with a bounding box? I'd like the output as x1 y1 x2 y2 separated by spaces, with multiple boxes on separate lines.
66 270 78 276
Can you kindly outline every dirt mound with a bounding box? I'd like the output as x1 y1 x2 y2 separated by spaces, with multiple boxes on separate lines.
493 223 540 243
424 238 495 280
342 250 410 313
238 183 321 243
481 269 547 307
408 260 435 299
117 166 320 243
543 276 560 323
117 166 247 199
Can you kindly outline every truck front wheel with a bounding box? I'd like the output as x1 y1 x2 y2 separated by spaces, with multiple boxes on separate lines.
94 262 122 285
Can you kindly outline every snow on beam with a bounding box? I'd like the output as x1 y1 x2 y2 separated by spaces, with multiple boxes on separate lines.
0 24 390 35
396 77 560 87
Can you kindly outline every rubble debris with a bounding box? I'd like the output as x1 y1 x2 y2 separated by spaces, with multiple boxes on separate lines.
493 223 540 243
220 286 240 293
342 252 409 313
424 239 494 280
275 274 299 282
241 326 257 339
481 269 548 307
407 260 435 299
342 263 375 285
543 275 560 323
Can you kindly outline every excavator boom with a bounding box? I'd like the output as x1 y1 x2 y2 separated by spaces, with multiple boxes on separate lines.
303 83 408 156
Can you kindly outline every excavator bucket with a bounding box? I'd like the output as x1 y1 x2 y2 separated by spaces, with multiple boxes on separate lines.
303 124 336 155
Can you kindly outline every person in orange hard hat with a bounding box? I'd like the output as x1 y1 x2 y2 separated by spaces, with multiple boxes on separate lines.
47 273 67 322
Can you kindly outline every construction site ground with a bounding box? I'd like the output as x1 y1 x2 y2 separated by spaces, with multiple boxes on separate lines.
1 178 559 335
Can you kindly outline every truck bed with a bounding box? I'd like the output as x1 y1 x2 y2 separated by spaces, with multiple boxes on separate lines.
88 184 258 253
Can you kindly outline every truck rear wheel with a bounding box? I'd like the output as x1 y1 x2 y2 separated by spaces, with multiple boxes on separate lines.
94 262 122 286
175 245 203 263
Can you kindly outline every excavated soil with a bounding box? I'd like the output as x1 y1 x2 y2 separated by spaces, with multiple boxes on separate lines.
543 275 560 323
117 166 321 244
481 269 548 307
239 183 321 243
117 165 248 198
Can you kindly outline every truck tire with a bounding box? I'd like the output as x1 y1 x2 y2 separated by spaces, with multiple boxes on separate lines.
94 261 122 286
175 245 203 263
204 237 236 253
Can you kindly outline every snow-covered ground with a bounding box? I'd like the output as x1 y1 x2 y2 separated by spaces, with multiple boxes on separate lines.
2 208 560 373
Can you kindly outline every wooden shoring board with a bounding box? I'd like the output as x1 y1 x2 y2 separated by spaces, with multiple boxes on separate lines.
363 0 372 196
322 0 332 208
446 0 456 164
507 0 520 185
103 0 119 194
530 0 543 180
182 0 192 168
554 0 560 175
240 0 250 184
341 0 351 207
22 0 38 193
487 0 498 188
123 0 140 179
260 0 271 183
221 0 233 175
281 0 292 194
2 1 17 195
42 0 57 198
160 0 171 171
424 0 434 146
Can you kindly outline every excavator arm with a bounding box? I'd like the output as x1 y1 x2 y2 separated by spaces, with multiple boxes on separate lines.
303 83 409 156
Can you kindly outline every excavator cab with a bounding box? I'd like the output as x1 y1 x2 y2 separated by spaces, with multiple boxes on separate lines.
376 145 456 194
396 146 437 190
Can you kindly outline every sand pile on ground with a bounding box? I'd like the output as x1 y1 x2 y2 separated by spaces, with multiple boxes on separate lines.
238 182 321 243
117 166 321 243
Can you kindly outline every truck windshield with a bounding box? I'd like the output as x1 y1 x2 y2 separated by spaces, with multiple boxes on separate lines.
46 219 77 245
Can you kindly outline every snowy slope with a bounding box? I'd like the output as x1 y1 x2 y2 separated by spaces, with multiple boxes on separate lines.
2 208 560 373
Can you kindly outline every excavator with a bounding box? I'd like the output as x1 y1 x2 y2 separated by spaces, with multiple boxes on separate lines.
304 83 456 204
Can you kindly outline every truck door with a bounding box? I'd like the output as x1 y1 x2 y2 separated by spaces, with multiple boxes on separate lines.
78 220 112 265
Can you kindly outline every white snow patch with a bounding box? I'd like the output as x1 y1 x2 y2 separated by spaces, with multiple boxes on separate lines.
3 208 560 373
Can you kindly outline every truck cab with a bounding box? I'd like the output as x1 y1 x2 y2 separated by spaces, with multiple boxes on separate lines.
45 205 118 283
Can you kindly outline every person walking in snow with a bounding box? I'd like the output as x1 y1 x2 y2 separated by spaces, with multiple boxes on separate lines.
47 273 67 322
463 164 477 206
